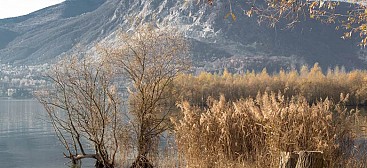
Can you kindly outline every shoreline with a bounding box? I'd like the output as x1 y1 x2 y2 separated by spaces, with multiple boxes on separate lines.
0 97 36 101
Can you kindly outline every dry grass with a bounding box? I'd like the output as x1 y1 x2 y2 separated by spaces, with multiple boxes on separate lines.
117 63 367 167
174 63 367 106
172 92 362 167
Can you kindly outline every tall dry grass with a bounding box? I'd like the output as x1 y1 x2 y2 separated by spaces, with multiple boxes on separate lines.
116 63 367 167
173 92 361 167
174 63 367 106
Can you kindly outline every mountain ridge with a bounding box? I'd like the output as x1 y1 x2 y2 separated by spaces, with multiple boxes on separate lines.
0 0 365 70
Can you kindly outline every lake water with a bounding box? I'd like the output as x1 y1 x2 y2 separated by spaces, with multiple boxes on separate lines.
0 99 94 168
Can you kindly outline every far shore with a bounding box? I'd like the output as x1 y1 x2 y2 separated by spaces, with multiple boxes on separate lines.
0 97 36 100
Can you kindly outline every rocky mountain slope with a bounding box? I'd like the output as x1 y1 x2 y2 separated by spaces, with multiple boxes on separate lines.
0 0 365 70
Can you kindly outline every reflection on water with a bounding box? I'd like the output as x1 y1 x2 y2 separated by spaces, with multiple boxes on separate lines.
0 99 93 168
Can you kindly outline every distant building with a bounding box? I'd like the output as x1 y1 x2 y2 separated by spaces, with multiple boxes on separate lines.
7 88 16 97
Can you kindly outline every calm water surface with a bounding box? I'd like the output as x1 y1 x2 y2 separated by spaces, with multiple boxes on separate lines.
0 99 94 168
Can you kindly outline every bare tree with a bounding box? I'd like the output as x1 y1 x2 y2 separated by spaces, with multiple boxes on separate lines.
99 24 190 167
37 56 120 168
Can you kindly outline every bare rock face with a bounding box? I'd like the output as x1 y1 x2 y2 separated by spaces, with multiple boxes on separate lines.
0 0 365 70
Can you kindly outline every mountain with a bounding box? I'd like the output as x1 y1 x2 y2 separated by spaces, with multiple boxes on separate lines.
0 0 365 70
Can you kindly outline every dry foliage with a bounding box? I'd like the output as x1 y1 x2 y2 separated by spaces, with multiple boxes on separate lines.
174 63 367 106
173 92 362 167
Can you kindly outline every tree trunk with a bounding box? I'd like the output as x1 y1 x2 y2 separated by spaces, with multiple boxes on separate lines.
67 154 114 168
295 151 324 168
279 151 298 168
95 160 114 168
133 130 153 168
130 155 153 168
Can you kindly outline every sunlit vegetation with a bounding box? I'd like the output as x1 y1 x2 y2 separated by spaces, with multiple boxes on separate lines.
40 52 367 167
38 22 367 167
170 63 367 167
174 63 367 106
173 92 367 167
38 24 190 168
40 55 367 167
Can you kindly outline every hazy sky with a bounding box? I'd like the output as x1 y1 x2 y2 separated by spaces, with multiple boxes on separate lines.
0 0 65 19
